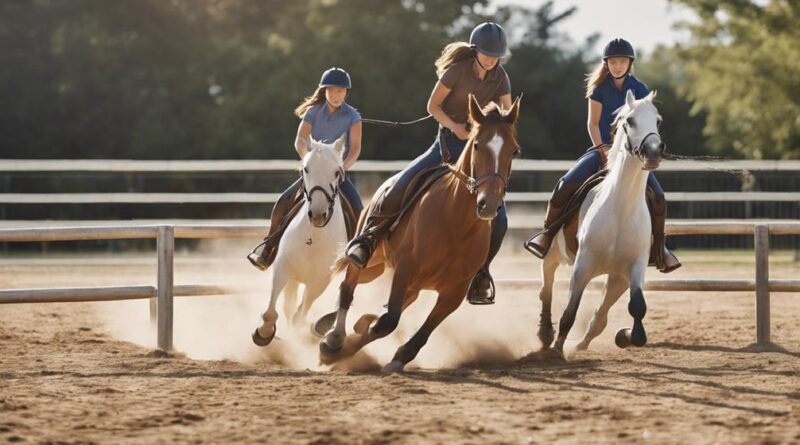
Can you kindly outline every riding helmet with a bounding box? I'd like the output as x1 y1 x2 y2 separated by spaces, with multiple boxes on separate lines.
602 38 636 61
319 67 352 89
469 22 508 58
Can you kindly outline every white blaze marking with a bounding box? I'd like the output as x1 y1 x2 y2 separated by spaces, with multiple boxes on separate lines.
487 132 504 173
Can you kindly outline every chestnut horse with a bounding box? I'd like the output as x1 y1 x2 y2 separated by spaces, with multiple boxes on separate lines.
318 94 521 372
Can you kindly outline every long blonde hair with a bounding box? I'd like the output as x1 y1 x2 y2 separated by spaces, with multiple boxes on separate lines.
584 60 635 98
294 87 326 118
435 42 476 77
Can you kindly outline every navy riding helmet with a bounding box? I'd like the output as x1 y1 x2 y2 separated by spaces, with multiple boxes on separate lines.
319 67 352 89
469 22 508 58
602 38 636 61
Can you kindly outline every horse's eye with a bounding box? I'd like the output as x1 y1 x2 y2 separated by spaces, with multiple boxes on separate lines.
303 167 309 173
335 170 340 178
513 149 521 157
627 118 636 128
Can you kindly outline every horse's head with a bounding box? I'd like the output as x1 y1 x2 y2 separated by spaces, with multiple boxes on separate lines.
466 94 521 220
301 135 345 227
614 90 665 171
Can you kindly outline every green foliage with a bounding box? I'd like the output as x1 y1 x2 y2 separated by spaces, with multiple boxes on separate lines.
672 0 800 158
0 0 712 160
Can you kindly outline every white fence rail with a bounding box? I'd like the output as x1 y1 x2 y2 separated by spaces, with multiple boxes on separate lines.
1 221 799 351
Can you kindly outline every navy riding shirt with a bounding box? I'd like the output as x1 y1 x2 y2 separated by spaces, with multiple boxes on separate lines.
589 74 649 144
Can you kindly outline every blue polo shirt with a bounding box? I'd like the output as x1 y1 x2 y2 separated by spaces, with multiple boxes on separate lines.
302 102 361 158
589 74 649 143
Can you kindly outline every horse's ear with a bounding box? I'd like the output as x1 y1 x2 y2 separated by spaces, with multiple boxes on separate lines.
468 94 485 125
504 95 522 124
625 89 636 109
307 135 315 151
333 134 346 160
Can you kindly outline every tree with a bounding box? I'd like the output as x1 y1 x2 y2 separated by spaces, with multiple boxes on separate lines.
671 0 800 158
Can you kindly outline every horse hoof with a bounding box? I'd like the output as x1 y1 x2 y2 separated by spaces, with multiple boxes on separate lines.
252 325 276 347
615 328 632 349
353 314 379 335
381 360 405 374
319 336 343 357
630 321 647 347
312 312 338 338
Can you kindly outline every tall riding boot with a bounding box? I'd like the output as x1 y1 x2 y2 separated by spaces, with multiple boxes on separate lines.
646 188 681 273
247 180 302 271
524 180 580 258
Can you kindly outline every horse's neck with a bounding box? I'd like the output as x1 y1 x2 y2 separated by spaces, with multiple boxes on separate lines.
601 135 649 211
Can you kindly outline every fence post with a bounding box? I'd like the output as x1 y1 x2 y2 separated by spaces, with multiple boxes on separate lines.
754 224 770 345
156 225 174 352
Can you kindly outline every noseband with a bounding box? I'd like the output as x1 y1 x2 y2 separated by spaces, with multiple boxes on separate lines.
621 123 660 158
447 137 510 195
302 167 343 227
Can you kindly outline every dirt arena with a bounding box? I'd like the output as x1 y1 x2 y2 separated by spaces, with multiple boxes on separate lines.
1 247 798 444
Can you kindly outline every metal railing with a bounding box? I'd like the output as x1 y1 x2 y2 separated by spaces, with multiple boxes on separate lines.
1 221 799 351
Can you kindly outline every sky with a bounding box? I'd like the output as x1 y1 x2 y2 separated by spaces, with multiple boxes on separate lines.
494 0 695 55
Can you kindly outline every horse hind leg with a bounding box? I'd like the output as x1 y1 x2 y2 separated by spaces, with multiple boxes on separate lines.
383 284 466 373
537 246 561 350
575 273 628 351
253 263 290 347
291 278 330 328
553 258 594 356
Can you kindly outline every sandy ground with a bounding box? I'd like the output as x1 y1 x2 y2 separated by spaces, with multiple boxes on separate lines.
1 246 799 444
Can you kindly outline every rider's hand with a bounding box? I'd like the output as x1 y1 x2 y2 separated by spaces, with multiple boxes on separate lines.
453 124 471 141
598 143 611 152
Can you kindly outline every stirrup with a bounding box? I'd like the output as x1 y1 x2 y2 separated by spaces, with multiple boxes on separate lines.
467 269 495 305
345 235 374 269
523 231 551 259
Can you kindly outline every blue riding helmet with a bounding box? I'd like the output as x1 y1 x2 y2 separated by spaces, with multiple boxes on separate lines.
319 67 352 89
602 38 636 61
469 22 508 58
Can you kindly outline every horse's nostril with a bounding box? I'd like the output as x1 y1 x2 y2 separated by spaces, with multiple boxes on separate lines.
307 210 313 218
659 142 666 152
477 199 487 211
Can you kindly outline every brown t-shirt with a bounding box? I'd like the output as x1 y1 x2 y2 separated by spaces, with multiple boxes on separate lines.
439 59 511 124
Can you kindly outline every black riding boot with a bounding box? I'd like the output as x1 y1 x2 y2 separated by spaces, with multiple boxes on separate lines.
467 210 507 305
247 179 302 271
524 179 580 258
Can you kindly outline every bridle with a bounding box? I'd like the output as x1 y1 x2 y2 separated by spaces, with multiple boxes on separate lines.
448 136 511 195
301 166 344 227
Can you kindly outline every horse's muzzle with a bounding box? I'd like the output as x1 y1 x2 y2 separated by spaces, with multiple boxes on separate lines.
476 195 499 221
641 137 665 171
308 210 331 228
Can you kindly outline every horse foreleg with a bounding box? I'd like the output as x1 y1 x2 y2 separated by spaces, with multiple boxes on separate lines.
617 261 648 348
253 264 290 347
383 283 467 373
319 264 360 356
537 249 561 350
575 273 628 351
553 260 594 355
282 280 299 324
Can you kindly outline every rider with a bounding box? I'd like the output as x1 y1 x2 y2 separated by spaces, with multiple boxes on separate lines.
525 38 681 273
248 67 364 271
344 22 513 305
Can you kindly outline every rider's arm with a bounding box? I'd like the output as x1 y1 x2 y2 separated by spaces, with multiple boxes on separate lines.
427 81 469 140
342 122 362 171
587 99 604 147
294 120 312 158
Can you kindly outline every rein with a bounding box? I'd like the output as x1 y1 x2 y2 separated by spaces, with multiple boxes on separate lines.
361 115 433 126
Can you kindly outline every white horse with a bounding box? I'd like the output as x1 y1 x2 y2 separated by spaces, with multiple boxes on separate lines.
536 90 666 355
252 136 349 346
